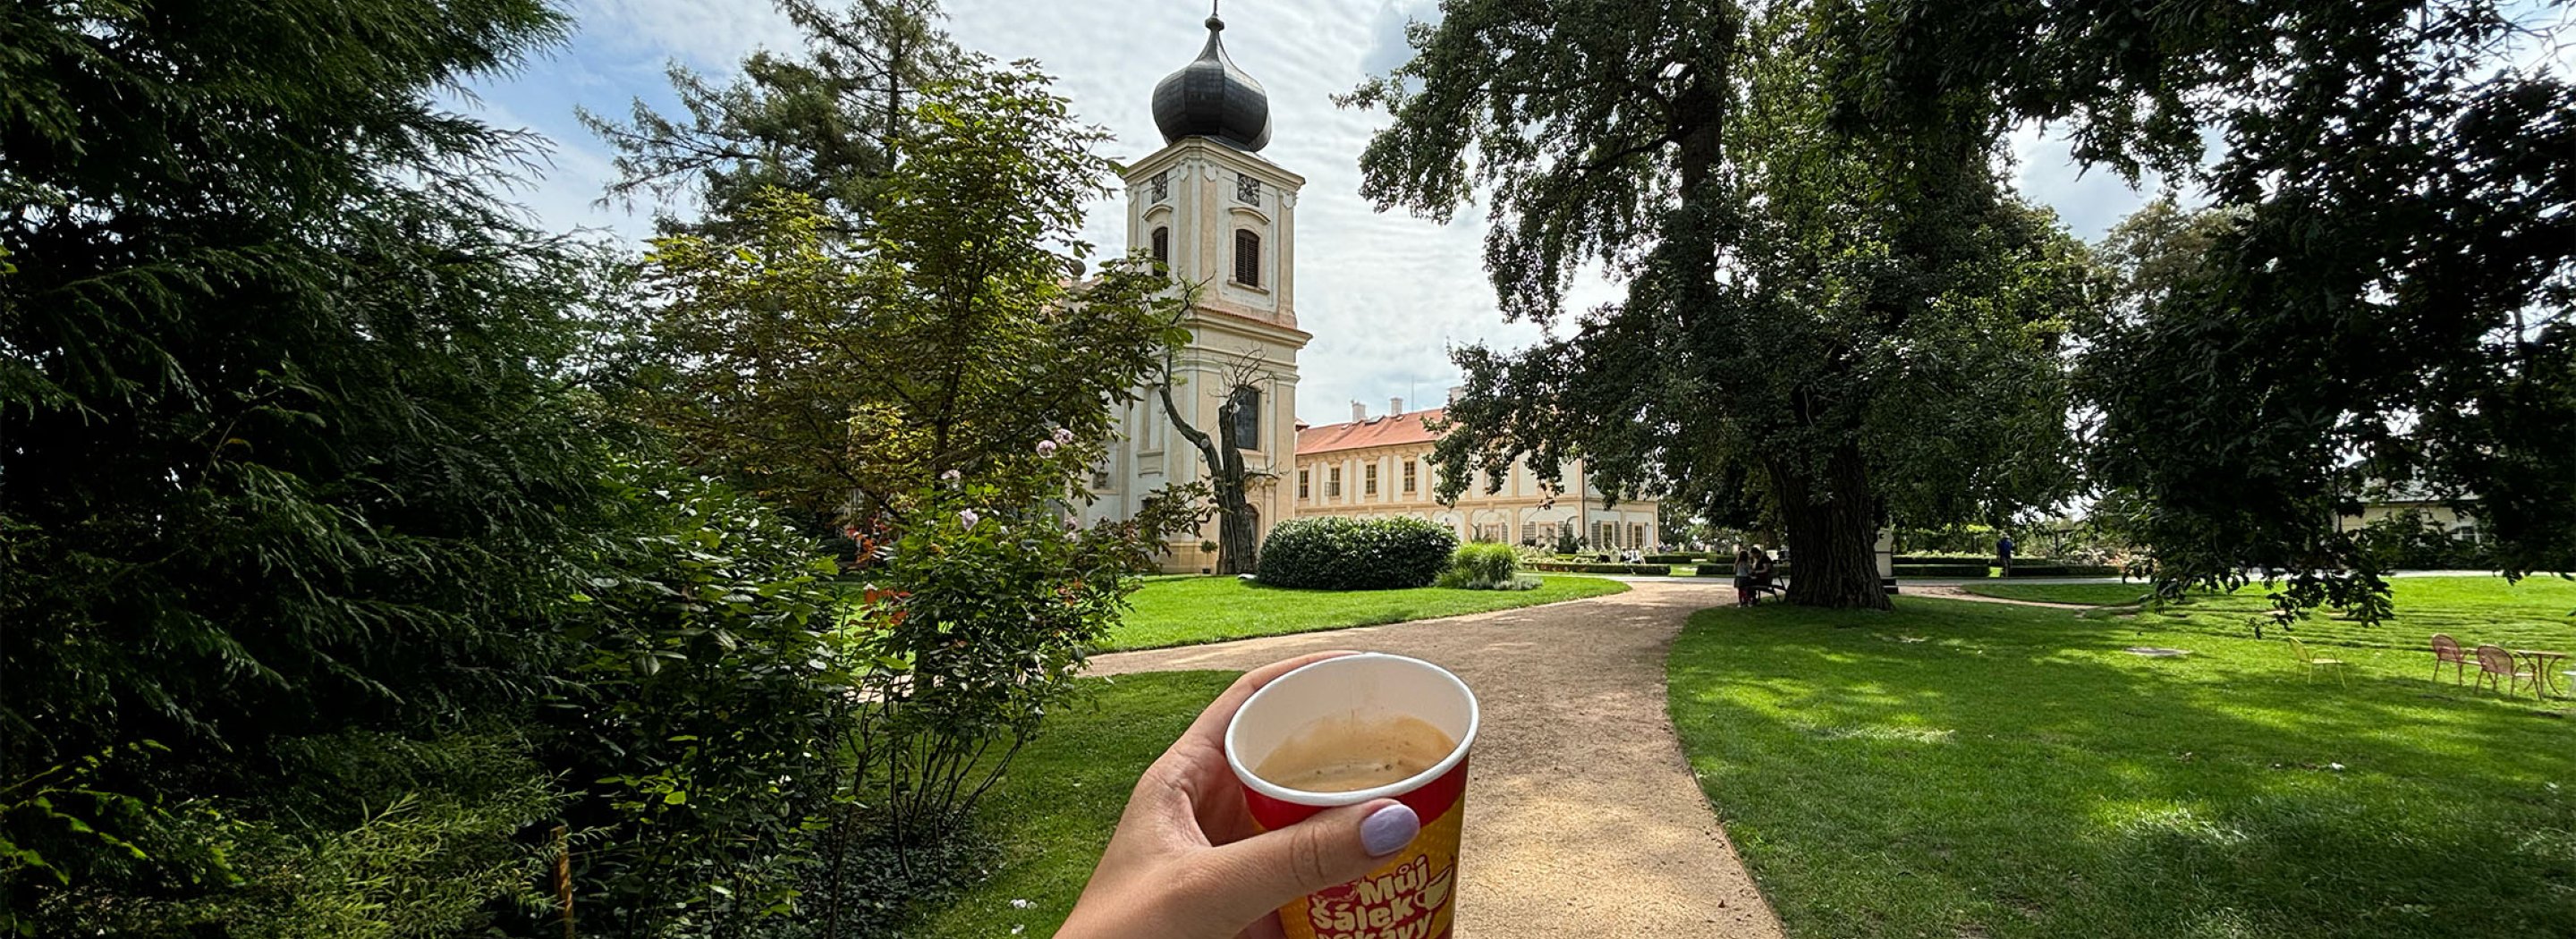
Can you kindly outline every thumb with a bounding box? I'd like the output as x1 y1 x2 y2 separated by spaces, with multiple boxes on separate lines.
1199 799 1421 926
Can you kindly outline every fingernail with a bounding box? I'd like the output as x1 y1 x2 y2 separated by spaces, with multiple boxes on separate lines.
1360 802 1420 856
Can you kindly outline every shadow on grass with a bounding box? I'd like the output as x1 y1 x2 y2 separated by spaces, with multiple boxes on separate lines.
1669 596 2575 939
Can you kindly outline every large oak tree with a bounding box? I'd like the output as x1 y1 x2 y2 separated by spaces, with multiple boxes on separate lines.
1345 0 2092 608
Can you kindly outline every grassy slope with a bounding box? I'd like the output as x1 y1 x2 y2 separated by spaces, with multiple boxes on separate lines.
1101 575 1628 651
1667 596 2575 939
1962 575 2576 651
917 672 1235 939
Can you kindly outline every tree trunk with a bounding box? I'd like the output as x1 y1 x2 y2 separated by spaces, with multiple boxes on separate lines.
1158 376 1259 575
1774 445 1890 610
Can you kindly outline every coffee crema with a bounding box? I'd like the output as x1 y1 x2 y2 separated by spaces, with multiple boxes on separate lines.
1251 712 1457 793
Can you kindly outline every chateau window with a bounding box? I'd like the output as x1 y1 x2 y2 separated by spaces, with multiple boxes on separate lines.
1233 230 1260 287
1402 460 1417 495
1364 464 1378 496
1151 170 1169 202
1150 226 1170 266
1631 523 1646 549
1298 470 1310 500
1327 467 1342 497
1228 385 1260 450
1235 173 1259 204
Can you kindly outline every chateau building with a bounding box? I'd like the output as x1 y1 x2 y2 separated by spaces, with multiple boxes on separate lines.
1084 11 1658 570
1293 401 1662 553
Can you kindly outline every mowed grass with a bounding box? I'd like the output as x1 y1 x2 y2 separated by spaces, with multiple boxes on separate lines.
1668 596 2575 939
1962 575 2576 652
917 671 1235 939
1101 574 1627 651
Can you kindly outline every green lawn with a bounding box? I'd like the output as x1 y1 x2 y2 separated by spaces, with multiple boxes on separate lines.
918 671 1237 939
1101 574 1628 651
1962 575 2576 651
1668 596 2575 939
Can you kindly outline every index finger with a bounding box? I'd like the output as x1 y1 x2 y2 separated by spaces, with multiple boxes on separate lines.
1181 650 1359 744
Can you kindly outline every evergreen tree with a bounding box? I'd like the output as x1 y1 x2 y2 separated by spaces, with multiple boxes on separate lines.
1 0 612 922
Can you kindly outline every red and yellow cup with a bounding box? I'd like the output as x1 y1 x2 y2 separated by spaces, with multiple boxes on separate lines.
1224 653 1480 939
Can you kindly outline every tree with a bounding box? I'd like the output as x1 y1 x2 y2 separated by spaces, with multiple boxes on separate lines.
1 0 613 926
615 63 1185 523
580 0 956 237
1156 340 1281 575
1840 0 2576 617
1344 1 2091 609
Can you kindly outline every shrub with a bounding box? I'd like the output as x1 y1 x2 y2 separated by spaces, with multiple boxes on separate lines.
1438 542 1523 588
1527 563 1674 575
1892 563 1992 578
1645 554 1701 564
1258 517 1459 589
2002 562 2072 577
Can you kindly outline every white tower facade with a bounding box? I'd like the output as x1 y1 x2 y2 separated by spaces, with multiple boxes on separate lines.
1081 13 1308 572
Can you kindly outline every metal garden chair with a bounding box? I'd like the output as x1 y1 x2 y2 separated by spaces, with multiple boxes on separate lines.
2289 637 2349 688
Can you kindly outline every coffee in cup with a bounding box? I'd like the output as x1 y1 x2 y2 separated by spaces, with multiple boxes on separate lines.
1225 653 1479 939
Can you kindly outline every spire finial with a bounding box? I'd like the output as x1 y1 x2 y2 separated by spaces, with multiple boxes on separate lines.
1207 0 1224 31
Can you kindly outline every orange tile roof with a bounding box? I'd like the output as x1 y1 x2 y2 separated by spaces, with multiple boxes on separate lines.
1297 408 1445 455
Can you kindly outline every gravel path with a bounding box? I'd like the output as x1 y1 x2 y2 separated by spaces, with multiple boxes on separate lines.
1090 580 1786 939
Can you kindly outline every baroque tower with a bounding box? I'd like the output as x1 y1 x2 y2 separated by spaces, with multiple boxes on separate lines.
1083 9 1309 571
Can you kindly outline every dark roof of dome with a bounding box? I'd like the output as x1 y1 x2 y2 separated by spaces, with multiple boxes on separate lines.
1150 14 1271 152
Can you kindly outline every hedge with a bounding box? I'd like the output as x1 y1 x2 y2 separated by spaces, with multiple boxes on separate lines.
1644 554 1704 564
1528 563 1674 576
2001 563 2124 578
1257 516 1457 590
1891 563 1991 578
1896 554 1995 565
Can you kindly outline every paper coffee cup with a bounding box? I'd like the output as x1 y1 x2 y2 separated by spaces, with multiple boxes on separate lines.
1224 653 1479 939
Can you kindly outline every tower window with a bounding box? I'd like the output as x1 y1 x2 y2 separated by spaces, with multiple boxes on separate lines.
1227 385 1260 450
1402 460 1417 495
1150 226 1170 266
1236 173 1259 204
1233 230 1260 287
1151 170 1169 202
1364 464 1378 496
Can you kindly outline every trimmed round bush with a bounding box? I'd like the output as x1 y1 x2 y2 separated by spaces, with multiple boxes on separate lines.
1258 517 1459 589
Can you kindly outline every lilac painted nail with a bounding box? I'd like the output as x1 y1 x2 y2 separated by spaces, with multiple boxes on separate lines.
1360 803 1420 856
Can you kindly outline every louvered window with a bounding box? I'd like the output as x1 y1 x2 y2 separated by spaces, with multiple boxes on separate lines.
1233 230 1260 286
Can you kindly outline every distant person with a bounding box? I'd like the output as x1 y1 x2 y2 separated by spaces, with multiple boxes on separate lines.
1996 534 2015 577
1732 546 1754 607
1750 546 1776 604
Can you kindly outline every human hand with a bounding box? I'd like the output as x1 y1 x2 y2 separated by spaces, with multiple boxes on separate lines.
1055 651 1424 939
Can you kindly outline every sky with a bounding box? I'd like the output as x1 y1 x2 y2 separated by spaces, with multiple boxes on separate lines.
458 0 2178 426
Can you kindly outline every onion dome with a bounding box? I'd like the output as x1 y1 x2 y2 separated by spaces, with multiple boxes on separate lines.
1150 13 1272 152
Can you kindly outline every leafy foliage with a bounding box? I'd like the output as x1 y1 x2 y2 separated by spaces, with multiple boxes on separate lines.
1345 1 2093 609
1437 542 1524 589
1257 517 1458 590
1842 0 2576 617
608 63 1184 522
580 0 956 238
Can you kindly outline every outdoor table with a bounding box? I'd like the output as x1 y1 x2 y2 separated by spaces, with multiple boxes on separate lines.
2513 650 2568 699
